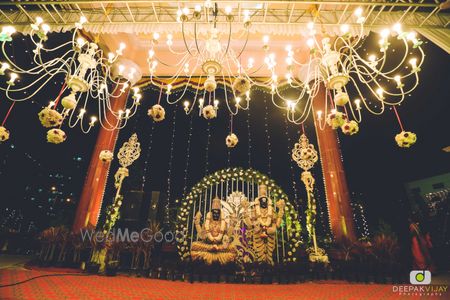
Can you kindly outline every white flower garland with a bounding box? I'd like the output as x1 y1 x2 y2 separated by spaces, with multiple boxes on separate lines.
46 128 66 144
38 107 63 128
0 126 10 142
147 104 165 122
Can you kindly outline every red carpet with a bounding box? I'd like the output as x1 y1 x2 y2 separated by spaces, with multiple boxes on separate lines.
0 269 442 300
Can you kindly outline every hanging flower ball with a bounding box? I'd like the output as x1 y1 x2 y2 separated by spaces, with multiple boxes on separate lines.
334 91 350 106
225 133 239 148
147 104 165 122
395 131 417 148
232 76 251 96
46 128 67 144
38 107 63 128
341 120 359 135
326 111 347 129
99 150 114 163
0 126 10 142
61 93 77 110
202 105 217 119
204 76 217 92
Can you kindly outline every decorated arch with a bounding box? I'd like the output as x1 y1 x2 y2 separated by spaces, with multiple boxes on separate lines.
176 168 302 265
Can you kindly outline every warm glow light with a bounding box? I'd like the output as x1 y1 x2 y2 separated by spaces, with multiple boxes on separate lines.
306 38 314 48
394 75 401 83
354 7 363 17
184 100 190 107
307 22 315 30
392 23 402 34
368 55 376 62
354 99 361 109
340 24 350 34
409 58 417 66
153 32 160 40
317 110 323 119
263 35 269 45
225 6 232 15
380 29 390 38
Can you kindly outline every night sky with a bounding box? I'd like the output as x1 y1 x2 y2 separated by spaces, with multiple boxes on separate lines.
0 31 449 241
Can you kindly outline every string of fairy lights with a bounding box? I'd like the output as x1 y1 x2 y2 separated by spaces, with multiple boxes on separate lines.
204 121 211 176
141 121 155 191
284 115 300 210
246 109 252 168
263 95 272 176
182 113 194 198
164 107 178 224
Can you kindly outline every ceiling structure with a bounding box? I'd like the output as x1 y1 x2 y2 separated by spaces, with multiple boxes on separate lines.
1 0 449 76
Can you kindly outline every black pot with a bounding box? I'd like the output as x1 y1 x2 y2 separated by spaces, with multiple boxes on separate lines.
86 263 100 274
105 266 118 276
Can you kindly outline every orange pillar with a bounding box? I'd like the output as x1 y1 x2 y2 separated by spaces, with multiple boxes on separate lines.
72 59 142 232
72 85 129 232
312 85 356 242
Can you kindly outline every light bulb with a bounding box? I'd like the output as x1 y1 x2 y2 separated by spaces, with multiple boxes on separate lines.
368 55 376 62
263 35 269 45
340 24 349 34
213 99 219 108
36 17 44 25
317 110 323 119
79 16 87 24
76 37 85 47
184 100 190 108
409 58 417 66
9 72 17 82
119 42 126 50
354 7 363 17
235 97 241 104
90 116 97 125
118 64 125 75
148 49 155 58
392 23 402 34
394 75 401 83
225 6 232 15
307 22 314 30
41 24 50 34
133 87 140 94
194 5 202 12
182 7 190 15
376 88 384 97
380 29 390 39
153 32 160 41
306 38 314 48
354 99 361 109
125 109 131 116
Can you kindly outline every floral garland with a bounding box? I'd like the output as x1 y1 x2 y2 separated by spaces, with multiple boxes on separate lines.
175 168 302 263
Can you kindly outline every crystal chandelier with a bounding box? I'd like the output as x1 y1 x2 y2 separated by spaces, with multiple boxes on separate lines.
265 7 424 134
147 2 261 119
0 16 142 133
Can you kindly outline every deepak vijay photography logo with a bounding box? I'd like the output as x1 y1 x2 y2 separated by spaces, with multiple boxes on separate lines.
392 270 448 297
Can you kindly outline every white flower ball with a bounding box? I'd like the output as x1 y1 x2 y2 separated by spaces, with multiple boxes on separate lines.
0 126 10 142
99 150 114 163
232 76 251 96
39 107 63 128
204 76 217 92
395 131 417 148
341 120 359 135
334 91 350 106
46 128 67 144
147 104 165 122
225 133 239 148
202 105 217 119
326 111 347 129
61 93 77 110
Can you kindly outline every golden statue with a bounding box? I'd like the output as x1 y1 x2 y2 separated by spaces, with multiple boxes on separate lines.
244 184 285 265
191 197 237 265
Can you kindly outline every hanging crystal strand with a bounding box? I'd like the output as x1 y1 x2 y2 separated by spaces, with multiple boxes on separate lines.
204 121 211 175
182 113 194 197
164 107 177 224
284 114 300 208
141 121 155 192
247 108 252 168
263 93 272 176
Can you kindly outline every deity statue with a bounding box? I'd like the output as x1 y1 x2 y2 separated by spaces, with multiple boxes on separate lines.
190 197 237 265
244 184 285 265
